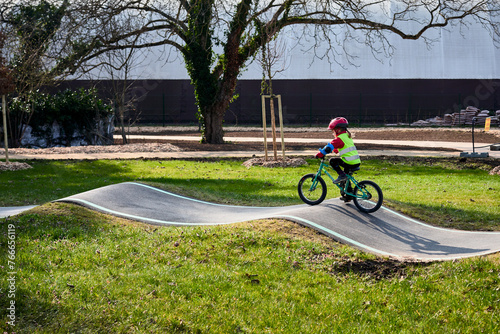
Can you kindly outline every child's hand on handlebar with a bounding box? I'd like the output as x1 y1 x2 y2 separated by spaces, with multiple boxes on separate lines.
315 152 324 159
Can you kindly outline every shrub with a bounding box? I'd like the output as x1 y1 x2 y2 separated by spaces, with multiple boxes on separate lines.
8 88 113 147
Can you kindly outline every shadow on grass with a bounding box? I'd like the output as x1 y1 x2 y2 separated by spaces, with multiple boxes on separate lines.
142 176 303 206
0 160 137 205
367 156 500 172
384 200 500 231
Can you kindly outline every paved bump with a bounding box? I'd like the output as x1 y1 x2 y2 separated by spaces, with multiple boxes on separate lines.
56 182 500 262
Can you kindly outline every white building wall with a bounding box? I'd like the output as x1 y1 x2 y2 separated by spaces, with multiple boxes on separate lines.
86 6 500 81
243 22 500 80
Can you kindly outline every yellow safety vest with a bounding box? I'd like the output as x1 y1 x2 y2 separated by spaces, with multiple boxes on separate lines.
337 133 361 165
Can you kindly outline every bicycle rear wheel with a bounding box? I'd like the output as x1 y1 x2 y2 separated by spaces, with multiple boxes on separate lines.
298 174 327 205
353 180 383 213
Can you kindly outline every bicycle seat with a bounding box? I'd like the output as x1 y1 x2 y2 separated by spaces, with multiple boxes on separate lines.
346 166 360 174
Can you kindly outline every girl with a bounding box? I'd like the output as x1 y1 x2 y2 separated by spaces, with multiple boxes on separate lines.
315 117 361 183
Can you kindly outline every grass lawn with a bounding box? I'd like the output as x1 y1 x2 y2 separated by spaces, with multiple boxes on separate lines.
1 157 499 333
1 157 499 230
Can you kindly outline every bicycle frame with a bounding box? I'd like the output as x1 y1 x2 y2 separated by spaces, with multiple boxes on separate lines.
311 159 370 199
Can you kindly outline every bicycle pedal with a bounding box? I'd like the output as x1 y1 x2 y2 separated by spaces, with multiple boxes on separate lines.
340 196 352 203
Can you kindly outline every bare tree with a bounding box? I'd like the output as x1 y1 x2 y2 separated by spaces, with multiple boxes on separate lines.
87 46 145 145
7 0 500 144
260 34 289 98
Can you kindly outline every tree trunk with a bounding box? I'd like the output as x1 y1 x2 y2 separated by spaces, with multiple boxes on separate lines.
193 61 239 144
184 0 249 144
119 110 127 144
118 98 128 145
201 106 225 144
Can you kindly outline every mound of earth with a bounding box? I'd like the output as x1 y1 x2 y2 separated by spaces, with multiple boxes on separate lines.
0 162 32 171
489 166 500 175
242 157 308 168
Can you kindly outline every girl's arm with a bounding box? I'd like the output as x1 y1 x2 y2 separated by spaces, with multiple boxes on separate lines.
317 137 345 157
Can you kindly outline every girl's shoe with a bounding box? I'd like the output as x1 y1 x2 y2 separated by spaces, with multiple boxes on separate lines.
340 195 352 203
333 174 347 184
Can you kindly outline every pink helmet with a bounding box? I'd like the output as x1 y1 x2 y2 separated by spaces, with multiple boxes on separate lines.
328 117 349 130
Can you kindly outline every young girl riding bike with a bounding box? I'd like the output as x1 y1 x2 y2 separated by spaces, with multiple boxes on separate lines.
315 117 361 184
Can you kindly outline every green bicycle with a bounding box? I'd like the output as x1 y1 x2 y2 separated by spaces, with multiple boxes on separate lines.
298 158 383 213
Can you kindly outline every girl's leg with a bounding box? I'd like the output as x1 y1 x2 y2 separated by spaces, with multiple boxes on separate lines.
329 158 344 174
329 158 347 183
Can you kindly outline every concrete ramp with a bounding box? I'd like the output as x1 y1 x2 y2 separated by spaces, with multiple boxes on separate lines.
57 182 500 262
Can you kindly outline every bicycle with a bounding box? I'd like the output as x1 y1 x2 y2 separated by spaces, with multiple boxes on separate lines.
298 158 383 213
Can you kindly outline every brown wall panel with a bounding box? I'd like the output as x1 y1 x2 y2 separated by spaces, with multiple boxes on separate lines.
60 79 500 126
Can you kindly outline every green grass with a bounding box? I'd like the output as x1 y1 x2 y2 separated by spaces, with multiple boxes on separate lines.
1 157 499 230
1 204 500 333
1 157 499 332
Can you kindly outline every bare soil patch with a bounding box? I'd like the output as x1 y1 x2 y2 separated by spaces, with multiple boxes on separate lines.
120 126 499 153
155 140 459 153
5 143 181 156
128 126 500 143
490 166 500 175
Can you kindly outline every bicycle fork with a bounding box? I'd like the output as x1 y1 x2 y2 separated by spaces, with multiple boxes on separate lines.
309 171 323 191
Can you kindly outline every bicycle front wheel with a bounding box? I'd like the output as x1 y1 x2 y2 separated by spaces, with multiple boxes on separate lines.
353 180 383 213
298 174 327 205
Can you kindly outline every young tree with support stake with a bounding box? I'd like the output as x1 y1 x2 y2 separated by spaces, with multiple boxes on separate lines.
260 34 288 161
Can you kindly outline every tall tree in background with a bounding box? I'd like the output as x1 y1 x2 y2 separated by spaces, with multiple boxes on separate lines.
6 0 67 94
1 0 69 146
4 0 500 144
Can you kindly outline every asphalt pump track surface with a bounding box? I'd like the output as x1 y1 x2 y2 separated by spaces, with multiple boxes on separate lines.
53 182 500 262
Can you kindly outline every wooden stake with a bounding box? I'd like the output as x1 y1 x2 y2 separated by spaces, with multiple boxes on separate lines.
261 95 268 161
277 95 285 160
270 97 278 160
2 94 8 163
262 95 285 161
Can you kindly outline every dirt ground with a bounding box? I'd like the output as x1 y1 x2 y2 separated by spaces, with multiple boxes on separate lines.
121 126 500 152
136 127 500 143
5 126 500 155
